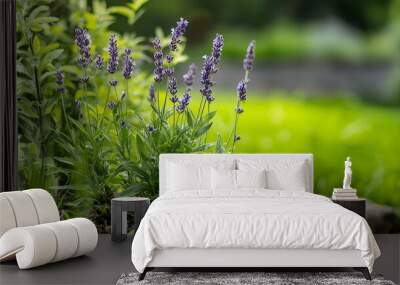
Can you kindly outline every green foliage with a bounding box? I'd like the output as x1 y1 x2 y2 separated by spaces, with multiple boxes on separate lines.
196 21 396 63
16 0 252 233
16 0 63 192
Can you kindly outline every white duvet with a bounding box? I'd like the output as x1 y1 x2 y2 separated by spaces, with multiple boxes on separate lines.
131 190 380 273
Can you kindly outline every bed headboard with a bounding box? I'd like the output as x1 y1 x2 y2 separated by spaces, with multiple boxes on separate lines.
159 153 314 195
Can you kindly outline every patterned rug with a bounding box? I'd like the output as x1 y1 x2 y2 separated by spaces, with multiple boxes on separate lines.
116 271 396 285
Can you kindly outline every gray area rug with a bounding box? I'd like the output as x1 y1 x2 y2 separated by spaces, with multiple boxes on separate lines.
116 272 396 285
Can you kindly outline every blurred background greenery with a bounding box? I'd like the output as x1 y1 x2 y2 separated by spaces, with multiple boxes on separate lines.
17 0 400 232
124 0 400 222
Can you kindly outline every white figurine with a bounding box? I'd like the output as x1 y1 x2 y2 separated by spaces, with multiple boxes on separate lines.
343 156 352 189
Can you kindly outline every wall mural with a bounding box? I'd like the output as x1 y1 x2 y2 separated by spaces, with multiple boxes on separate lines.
16 0 400 233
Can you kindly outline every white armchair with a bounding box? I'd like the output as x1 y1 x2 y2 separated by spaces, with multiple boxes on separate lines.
0 189 98 269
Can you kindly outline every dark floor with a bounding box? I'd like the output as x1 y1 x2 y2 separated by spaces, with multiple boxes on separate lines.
0 235 134 285
0 234 399 285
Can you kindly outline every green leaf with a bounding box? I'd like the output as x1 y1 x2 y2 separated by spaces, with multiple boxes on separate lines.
186 110 194 127
29 5 49 21
136 134 149 160
216 134 226 153
193 122 212 138
40 49 63 67
205 110 217 121
32 35 41 54
108 6 134 20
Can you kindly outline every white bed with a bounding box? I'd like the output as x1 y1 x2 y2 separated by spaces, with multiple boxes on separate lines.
131 154 380 280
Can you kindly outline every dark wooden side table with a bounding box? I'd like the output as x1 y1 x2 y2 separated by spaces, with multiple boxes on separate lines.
332 198 366 218
111 197 150 242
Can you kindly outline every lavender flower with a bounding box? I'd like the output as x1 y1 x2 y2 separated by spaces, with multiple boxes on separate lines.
55 69 65 94
170 95 179 103
107 34 119 74
182 63 196 87
169 17 189 52
211 34 224 69
109 79 118 86
176 88 192 112
75 100 81 109
168 76 177 95
148 84 156 103
243 40 256 71
152 38 164 82
80 75 89 84
182 90 191 106
176 103 185 113
122 48 135 80
166 54 174 63
146 124 156 134
200 55 214 100
235 107 244 114
107 101 116 110
95 54 104 70
206 95 215 102
237 80 247 101
75 28 91 68
165 67 174 77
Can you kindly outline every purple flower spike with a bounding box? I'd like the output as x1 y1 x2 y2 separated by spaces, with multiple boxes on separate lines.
107 34 119 74
170 95 179 103
200 55 214 98
148 84 156 103
206 95 215 102
169 17 189 52
243 40 256 71
80 75 89 84
146 124 156 134
165 67 174 77
95 54 104 70
237 80 247 101
212 34 224 69
235 107 244 114
109 79 118 86
107 101 116 110
183 63 196 87
152 38 164 82
166 54 174 63
55 69 65 94
75 28 91 68
168 76 178 95
123 48 135 80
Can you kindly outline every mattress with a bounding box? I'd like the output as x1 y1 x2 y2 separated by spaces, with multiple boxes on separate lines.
131 190 380 273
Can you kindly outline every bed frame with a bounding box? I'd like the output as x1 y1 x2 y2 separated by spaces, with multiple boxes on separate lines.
138 154 372 281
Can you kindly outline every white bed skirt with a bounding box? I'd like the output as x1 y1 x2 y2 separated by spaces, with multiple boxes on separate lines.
148 248 366 268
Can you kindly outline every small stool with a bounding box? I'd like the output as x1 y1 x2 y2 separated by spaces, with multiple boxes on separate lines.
111 197 150 242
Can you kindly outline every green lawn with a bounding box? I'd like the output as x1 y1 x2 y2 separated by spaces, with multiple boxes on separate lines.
204 90 400 210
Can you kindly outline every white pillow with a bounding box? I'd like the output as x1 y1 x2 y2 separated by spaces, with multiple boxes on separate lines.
167 162 211 191
237 159 309 191
211 168 236 190
236 169 267 189
266 167 307 191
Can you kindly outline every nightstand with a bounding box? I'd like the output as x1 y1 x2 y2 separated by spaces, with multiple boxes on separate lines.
111 197 150 242
332 198 366 218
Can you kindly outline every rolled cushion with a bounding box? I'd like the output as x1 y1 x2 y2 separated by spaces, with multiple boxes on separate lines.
0 191 39 228
66 218 98 257
23 189 60 224
0 189 59 238
0 196 17 237
0 219 98 269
